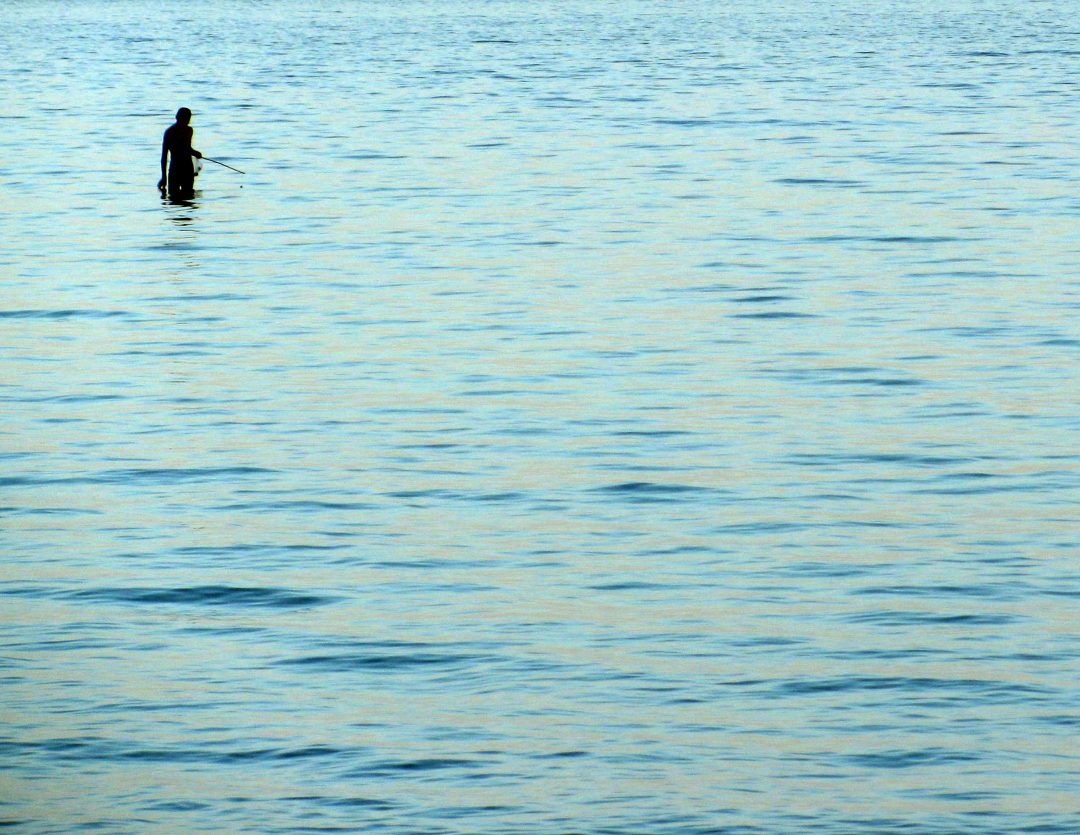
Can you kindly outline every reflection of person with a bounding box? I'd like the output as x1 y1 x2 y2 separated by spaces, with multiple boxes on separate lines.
158 107 203 198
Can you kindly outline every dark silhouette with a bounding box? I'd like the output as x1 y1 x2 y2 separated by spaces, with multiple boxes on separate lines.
158 107 203 198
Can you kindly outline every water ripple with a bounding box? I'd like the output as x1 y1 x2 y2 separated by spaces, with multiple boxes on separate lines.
64 585 335 609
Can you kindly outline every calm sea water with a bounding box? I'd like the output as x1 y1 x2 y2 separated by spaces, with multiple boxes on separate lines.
2 0 1079 831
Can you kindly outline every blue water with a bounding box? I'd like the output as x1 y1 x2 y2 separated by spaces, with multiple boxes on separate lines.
2 0 1079 831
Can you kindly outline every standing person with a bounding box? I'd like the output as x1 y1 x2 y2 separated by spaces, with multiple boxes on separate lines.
158 107 203 198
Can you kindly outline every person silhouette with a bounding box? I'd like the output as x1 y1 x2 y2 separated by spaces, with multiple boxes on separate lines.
158 107 203 198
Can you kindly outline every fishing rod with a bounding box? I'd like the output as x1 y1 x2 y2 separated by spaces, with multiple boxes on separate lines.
202 156 245 174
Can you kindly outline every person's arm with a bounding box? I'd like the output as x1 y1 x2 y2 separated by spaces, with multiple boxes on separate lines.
158 132 168 190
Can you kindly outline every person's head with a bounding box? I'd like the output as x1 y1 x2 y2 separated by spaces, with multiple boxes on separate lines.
175 107 192 125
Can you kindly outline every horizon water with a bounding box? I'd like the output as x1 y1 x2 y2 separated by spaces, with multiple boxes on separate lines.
2 0 1079 831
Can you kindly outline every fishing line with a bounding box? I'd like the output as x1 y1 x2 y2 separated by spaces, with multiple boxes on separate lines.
202 157 245 174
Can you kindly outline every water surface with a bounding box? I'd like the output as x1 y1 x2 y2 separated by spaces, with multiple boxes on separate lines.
2 0 1079 831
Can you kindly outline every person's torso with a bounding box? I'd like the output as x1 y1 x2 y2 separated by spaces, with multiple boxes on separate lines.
165 124 193 156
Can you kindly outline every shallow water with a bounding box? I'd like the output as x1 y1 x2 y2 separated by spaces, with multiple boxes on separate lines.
2 0 1079 831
